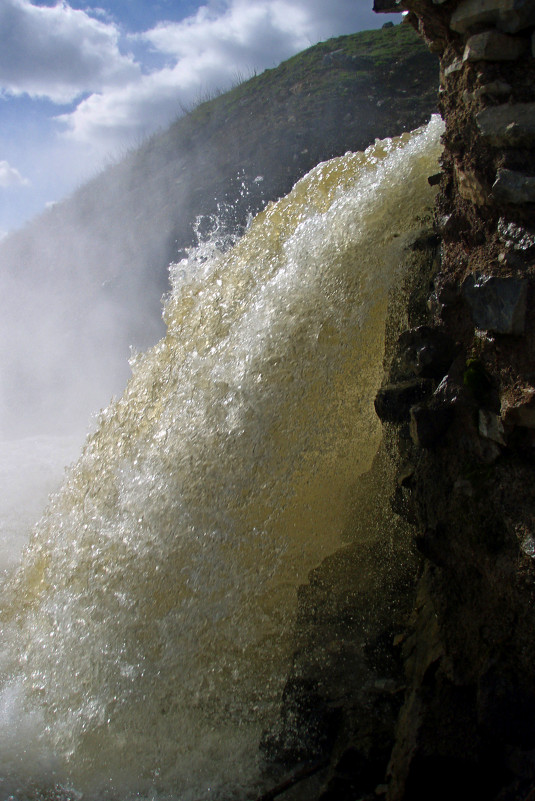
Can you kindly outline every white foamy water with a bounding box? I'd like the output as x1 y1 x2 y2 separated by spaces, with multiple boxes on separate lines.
0 436 81 577
0 117 443 801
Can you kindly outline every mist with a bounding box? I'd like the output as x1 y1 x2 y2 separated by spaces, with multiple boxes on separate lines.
0 21 437 583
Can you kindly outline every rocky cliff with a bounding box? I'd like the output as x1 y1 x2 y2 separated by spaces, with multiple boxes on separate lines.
267 3 535 800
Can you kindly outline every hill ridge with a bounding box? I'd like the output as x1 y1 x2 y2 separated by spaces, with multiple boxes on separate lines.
0 23 438 436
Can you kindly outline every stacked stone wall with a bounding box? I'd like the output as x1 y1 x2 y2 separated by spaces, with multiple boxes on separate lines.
373 2 535 799
262 5 535 799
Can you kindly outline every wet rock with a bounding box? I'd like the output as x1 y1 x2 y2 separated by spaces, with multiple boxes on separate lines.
409 401 454 448
497 218 535 251
479 409 506 445
475 80 512 100
463 30 527 61
492 169 535 204
462 274 528 334
374 379 433 423
476 102 535 147
436 214 458 235
397 326 459 379
497 249 528 269
521 535 535 557
427 280 462 321
451 0 535 34
409 375 458 448
444 58 463 77
502 388 535 428
414 526 450 565
463 359 495 406
397 462 416 488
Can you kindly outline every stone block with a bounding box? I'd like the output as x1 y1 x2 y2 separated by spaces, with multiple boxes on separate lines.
492 169 535 204
398 326 459 379
476 102 535 147
409 374 460 448
502 389 535 428
497 218 535 250
475 81 512 100
479 409 506 445
410 401 454 448
462 274 528 334
451 0 535 34
444 58 464 77
456 165 489 205
463 30 526 61
374 379 433 423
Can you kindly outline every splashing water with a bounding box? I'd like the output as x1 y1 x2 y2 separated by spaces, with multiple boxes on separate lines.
0 117 443 800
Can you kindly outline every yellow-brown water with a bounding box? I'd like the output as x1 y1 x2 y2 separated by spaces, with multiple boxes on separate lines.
0 117 443 800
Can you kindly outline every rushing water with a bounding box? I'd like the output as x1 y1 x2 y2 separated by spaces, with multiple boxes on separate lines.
0 117 443 800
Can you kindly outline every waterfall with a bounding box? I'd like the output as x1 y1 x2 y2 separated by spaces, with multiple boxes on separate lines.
0 116 443 801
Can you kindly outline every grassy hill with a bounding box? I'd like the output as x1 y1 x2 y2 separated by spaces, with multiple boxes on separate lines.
0 22 438 436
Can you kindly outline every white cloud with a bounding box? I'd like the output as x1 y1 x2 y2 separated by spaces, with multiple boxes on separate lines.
59 0 393 150
0 0 140 103
0 160 31 188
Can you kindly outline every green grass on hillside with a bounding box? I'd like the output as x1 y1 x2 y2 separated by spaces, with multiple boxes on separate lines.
139 23 432 160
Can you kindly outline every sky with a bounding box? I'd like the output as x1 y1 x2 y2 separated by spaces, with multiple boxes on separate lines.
0 0 399 237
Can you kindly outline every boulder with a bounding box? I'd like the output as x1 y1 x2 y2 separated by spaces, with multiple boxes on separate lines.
497 218 535 251
444 57 464 77
475 80 512 99
408 374 460 448
479 409 506 445
374 379 433 423
462 274 528 335
451 0 535 34
476 102 535 147
410 400 454 448
397 326 459 379
463 30 526 61
502 388 535 428
492 169 535 204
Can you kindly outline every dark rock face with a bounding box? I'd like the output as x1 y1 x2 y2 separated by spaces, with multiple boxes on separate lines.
396 326 459 379
261 447 420 801
476 102 535 146
373 2 535 801
492 168 535 203
462 274 528 334
272 3 535 801
450 0 535 35
375 379 434 423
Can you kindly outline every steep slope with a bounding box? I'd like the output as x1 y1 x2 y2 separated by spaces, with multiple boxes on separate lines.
0 23 438 437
